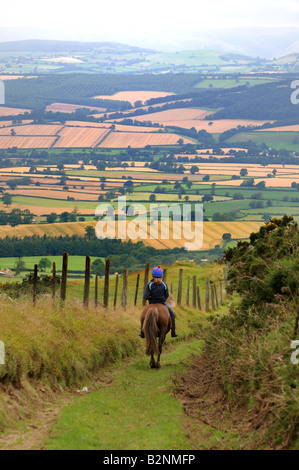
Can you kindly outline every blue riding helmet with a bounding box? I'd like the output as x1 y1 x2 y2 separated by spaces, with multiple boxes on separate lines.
152 265 163 278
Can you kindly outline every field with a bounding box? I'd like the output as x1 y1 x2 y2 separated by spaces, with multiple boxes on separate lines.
0 255 103 273
52 126 110 148
227 131 299 151
112 107 211 124
195 77 276 88
46 102 106 113
92 91 175 105
0 122 192 149
0 135 57 149
258 125 299 132
0 220 263 251
123 109 272 132
0 106 31 116
97 131 194 148
0 124 63 135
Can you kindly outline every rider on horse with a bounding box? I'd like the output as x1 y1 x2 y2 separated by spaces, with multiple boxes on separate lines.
140 266 178 338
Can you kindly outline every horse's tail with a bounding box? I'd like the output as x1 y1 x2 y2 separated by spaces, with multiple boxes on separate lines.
144 306 159 356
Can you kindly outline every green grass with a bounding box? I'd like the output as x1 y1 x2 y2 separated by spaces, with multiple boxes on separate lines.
1 196 99 211
45 339 204 450
0 255 104 273
195 78 276 89
227 131 299 151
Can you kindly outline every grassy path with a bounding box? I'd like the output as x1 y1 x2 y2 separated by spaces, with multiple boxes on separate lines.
45 339 204 450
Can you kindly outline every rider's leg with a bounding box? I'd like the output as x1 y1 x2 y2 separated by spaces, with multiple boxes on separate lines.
166 305 178 337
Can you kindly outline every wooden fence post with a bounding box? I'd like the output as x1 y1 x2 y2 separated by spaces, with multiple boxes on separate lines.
170 282 173 294
33 264 38 306
192 275 197 308
83 256 91 308
162 268 167 284
134 273 140 306
205 278 209 311
214 284 219 308
142 263 150 306
197 286 202 310
104 259 110 308
95 272 98 307
220 281 223 304
52 262 56 302
114 273 119 309
211 283 216 310
60 253 68 302
186 276 190 306
121 269 128 310
177 268 183 305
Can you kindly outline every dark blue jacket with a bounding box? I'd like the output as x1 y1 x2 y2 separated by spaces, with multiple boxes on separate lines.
144 279 169 304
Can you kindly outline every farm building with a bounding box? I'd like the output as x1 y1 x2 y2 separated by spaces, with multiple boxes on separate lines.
0 268 13 277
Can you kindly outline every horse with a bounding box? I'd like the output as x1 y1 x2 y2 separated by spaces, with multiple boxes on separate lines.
140 295 175 369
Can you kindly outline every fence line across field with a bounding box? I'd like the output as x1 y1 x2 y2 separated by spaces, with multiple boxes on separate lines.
30 253 229 311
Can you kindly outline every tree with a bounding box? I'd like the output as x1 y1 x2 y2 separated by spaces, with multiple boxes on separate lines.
91 259 105 276
190 166 199 175
59 212 70 223
14 258 25 275
0 210 8 225
6 180 17 190
149 194 156 202
22 209 34 224
222 233 232 242
85 225 95 240
240 178 255 187
240 168 248 177
68 212 77 222
202 194 213 202
2 193 12 207
38 258 51 272
46 213 57 224
255 181 266 190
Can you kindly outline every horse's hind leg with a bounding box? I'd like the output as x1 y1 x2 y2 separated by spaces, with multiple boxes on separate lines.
150 354 156 369
156 334 165 369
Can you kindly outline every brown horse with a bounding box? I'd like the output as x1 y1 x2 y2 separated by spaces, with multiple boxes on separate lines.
140 302 172 369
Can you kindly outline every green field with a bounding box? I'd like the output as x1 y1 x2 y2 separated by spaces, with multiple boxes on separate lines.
0 255 104 274
1 196 99 211
227 131 299 150
195 77 276 89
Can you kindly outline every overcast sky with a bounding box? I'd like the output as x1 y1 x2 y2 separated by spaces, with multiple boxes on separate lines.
1 0 299 52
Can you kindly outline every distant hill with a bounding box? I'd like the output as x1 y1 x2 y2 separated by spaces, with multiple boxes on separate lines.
0 39 155 54
0 39 299 74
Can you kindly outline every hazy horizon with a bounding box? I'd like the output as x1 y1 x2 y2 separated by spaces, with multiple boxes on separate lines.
1 1 299 58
